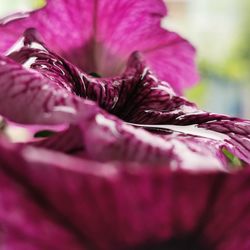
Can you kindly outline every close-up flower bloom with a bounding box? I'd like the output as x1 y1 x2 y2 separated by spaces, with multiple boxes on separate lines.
0 0 249 249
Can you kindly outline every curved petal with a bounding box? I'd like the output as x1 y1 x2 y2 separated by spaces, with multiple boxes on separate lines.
0 53 97 154
0 0 198 93
142 30 199 93
116 54 250 165
0 139 250 249
0 55 99 125
27 125 84 155
0 0 93 65
82 113 228 170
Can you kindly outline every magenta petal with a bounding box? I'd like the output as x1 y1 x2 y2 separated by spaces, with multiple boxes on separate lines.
0 0 93 66
0 0 198 93
0 138 250 249
80 113 223 169
202 172 250 250
0 54 98 153
28 125 84 154
92 1 199 93
0 143 84 249
115 54 250 166
142 30 199 93
0 55 99 125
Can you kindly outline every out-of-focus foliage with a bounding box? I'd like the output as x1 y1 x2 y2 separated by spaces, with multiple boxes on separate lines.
185 0 250 117
230 0 250 80
0 0 45 17
33 0 46 8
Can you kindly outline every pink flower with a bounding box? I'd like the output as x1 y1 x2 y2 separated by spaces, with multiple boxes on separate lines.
0 0 199 94
0 1 249 249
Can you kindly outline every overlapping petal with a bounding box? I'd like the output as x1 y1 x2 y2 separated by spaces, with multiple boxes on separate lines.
0 54 99 125
0 138 250 249
0 0 198 93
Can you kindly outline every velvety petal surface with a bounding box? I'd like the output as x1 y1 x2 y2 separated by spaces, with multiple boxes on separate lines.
0 0 198 93
0 138 250 250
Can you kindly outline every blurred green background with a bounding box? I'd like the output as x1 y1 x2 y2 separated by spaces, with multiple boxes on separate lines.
164 0 250 118
0 0 249 118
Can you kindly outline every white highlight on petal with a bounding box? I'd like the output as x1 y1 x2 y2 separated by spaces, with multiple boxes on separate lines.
170 140 223 171
5 124 32 142
23 57 37 69
95 114 119 136
53 106 77 114
30 42 46 50
1 12 29 25
5 37 25 55
123 123 170 149
129 123 229 141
